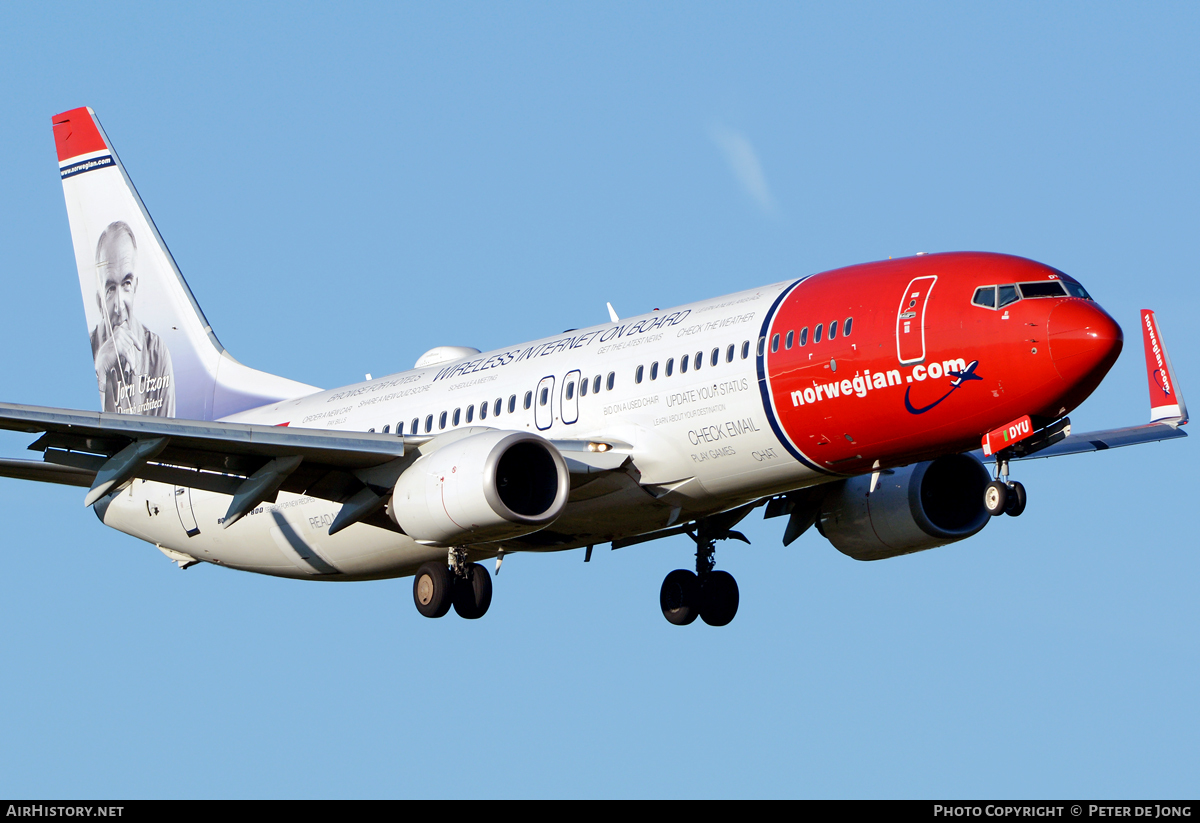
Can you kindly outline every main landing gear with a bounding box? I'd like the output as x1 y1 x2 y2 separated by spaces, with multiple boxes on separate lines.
984 453 1027 518
413 548 493 619
660 518 746 627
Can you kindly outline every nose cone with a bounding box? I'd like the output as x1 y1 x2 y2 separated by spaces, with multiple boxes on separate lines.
1048 300 1123 387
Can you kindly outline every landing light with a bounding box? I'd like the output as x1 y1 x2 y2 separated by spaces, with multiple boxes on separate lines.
587 442 612 453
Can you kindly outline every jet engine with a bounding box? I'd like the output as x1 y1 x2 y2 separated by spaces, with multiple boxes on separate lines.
388 430 570 546
818 453 991 561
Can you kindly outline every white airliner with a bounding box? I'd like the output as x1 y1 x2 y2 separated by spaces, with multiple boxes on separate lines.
0 107 1185 626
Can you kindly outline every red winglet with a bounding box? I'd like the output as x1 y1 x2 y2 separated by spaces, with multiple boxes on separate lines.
982 415 1033 457
51 107 107 162
1141 310 1187 424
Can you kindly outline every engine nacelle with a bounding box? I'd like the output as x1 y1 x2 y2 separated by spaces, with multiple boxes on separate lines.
388 430 569 546
818 453 991 561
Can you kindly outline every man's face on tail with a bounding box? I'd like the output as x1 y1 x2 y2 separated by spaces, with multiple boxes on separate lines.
98 231 137 331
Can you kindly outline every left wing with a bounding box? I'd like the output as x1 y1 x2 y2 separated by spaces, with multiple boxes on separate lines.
0 402 631 535
0 402 428 531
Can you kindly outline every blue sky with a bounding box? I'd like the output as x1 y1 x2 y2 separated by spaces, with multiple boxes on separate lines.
0 3 1196 798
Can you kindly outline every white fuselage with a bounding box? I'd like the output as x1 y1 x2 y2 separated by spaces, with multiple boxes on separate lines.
99 280 824 580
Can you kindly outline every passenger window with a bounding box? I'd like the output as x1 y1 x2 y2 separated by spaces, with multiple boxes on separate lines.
830 320 838 340
607 372 615 391
580 378 588 396
539 387 549 406
973 287 997 309
411 418 419 435
814 323 823 343
727 344 735 363
635 365 644 384
382 424 390 433
367 427 375 433
741 341 749 359
998 285 1019 308
566 381 575 399
594 375 602 394
452 408 461 426
757 337 766 356
694 351 703 370
771 334 780 353
650 362 658 380
466 405 474 423
800 327 808 346
666 358 674 377
479 401 487 419
523 392 532 410
438 412 447 430
507 396 515 414
844 317 853 336
711 348 719 367
425 415 433 433
680 354 689 373
785 330 794 350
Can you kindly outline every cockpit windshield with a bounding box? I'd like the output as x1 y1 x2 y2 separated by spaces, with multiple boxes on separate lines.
1018 281 1067 299
971 279 1091 311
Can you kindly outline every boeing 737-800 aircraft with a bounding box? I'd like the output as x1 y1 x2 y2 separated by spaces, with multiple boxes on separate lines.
0 107 1186 626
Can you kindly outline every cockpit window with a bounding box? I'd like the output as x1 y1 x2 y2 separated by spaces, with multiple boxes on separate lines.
1018 281 1067 299
997 285 1020 308
1064 282 1091 300
972 287 996 309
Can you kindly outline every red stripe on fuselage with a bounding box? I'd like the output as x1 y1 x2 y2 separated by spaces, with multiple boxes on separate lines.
761 252 1122 474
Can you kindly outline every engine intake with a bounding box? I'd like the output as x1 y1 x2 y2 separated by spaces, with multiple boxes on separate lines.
818 453 991 561
389 431 569 546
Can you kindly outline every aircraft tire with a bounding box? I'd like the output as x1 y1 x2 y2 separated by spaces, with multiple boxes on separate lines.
414 561 454 618
984 480 1008 517
699 570 739 627
1005 481 1027 517
660 569 699 625
452 562 493 620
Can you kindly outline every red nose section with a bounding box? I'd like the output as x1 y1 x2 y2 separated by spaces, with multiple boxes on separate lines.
1048 300 1123 388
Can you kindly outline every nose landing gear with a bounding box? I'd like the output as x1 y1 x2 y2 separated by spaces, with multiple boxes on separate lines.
984 454 1027 518
659 517 746 627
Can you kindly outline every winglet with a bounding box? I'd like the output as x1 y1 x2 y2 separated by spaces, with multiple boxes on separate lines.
1141 310 1187 426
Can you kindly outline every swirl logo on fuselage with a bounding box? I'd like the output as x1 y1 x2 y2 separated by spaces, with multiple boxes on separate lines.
904 359 981 415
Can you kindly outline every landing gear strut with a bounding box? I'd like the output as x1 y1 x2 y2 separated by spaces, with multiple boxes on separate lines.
659 517 745 627
984 454 1027 518
413 548 493 619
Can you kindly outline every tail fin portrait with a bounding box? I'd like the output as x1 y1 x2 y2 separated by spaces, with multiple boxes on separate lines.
52 107 318 420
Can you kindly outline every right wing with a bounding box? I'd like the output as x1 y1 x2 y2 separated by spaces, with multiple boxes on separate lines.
991 309 1188 462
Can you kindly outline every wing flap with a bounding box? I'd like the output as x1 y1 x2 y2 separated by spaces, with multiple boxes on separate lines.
0 458 95 488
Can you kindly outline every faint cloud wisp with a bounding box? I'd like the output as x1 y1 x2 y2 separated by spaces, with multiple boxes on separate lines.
710 124 775 215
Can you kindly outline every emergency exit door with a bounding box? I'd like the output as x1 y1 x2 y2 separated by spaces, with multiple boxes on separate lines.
534 375 555 431
174 485 200 537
